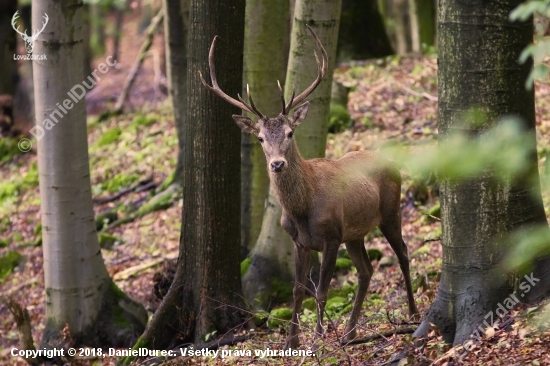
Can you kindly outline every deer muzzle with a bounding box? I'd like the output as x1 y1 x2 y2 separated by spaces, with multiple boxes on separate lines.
270 160 286 173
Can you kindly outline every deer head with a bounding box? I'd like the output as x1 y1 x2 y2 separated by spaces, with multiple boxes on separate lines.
199 25 328 173
11 11 49 54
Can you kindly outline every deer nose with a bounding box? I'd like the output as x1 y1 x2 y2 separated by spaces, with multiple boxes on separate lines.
270 160 285 172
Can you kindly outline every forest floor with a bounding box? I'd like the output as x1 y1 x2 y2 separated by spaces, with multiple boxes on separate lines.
2 10 550 366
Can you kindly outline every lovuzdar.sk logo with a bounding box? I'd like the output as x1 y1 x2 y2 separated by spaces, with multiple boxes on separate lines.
11 11 48 61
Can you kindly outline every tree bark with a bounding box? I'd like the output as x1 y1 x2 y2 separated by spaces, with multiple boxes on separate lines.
34 0 147 348
240 0 289 258
417 0 436 48
163 0 189 183
0 0 17 96
135 0 246 350
336 0 394 61
392 0 409 55
408 0 420 52
414 0 549 346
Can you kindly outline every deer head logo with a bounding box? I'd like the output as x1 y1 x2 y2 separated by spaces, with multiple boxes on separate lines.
11 11 49 54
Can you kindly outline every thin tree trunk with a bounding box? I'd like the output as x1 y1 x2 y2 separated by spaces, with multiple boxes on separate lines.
337 0 394 61
114 9 163 114
112 4 125 62
34 0 147 348
393 0 408 55
414 0 549 346
163 0 189 183
408 0 420 52
417 0 436 48
90 4 106 55
134 0 246 351
240 0 289 259
0 0 17 95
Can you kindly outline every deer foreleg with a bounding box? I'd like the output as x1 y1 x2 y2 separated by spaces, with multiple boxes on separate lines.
285 245 310 350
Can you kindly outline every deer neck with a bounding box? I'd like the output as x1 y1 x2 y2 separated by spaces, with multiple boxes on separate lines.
269 141 314 217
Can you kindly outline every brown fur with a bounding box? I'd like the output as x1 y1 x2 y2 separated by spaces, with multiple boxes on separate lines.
233 104 418 348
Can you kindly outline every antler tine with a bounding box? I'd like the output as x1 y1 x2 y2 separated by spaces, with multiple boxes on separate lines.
11 11 27 37
286 24 329 111
198 36 264 119
277 80 286 115
285 85 296 114
245 84 265 118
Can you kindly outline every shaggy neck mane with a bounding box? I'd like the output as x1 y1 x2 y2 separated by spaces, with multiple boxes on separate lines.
269 141 314 217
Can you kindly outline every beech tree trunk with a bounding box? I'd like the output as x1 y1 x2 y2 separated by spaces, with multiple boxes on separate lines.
417 0 436 48
392 0 409 55
336 0 394 61
134 0 246 350
34 0 147 348
163 0 189 183
408 0 420 52
414 0 550 346
240 0 289 258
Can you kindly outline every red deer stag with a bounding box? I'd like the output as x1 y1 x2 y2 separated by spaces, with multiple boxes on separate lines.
200 25 418 349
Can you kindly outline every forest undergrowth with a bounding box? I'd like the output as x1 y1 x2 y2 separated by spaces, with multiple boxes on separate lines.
1 25 550 365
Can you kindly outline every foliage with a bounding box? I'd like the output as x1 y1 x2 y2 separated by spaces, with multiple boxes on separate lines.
96 127 122 147
335 257 353 271
0 138 23 163
510 0 550 89
382 117 534 182
102 172 140 193
267 308 293 328
0 250 23 282
240 258 251 277
328 103 352 133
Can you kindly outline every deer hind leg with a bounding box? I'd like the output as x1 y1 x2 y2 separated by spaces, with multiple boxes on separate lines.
314 244 339 337
285 245 310 350
343 240 373 341
379 221 419 316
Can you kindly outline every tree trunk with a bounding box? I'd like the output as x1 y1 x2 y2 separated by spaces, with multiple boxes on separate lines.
417 0 436 48
112 3 126 62
414 0 549 346
0 0 17 95
336 0 394 61
163 0 189 183
408 0 420 52
34 0 147 348
240 0 289 259
392 0 409 55
134 0 246 350
90 4 106 56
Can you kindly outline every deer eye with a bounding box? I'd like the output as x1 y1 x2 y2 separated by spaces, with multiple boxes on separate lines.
287 131 293 138
258 137 264 143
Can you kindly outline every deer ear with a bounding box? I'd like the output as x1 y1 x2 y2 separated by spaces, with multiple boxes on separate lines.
290 102 309 129
232 115 259 135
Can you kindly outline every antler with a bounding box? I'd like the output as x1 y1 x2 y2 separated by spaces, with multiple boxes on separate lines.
11 11 28 38
199 36 265 119
280 24 328 114
31 13 49 41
